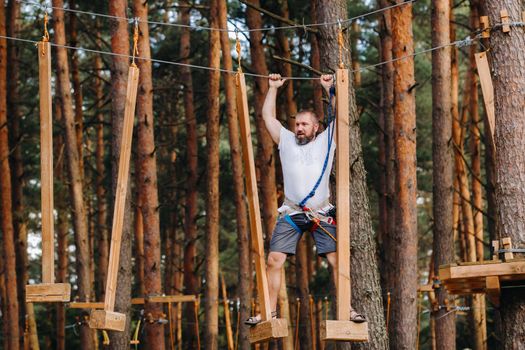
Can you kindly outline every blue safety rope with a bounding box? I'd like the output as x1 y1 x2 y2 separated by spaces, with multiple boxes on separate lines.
284 214 303 234
298 85 336 209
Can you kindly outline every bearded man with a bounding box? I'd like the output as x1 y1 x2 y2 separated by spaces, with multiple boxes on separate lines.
245 73 365 325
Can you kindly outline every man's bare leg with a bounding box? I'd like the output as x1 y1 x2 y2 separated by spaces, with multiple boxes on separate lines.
245 251 287 324
267 252 287 313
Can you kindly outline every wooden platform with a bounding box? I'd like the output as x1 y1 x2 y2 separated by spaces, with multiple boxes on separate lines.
248 318 288 343
26 283 71 303
320 320 369 342
88 310 126 331
439 260 525 305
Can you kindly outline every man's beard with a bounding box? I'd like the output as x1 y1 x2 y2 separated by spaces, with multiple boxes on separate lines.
295 133 315 145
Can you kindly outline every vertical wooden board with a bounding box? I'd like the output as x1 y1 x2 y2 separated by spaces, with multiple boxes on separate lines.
474 52 496 152
501 237 514 261
485 276 500 307
248 319 289 343
38 41 55 284
103 65 140 311
500 10 510 33
336 69 351 321
492 240 500 260
235 72 272 321
479 16 490 38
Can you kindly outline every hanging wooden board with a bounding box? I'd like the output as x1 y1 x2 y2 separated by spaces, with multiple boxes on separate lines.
474 51 496 153
26 41 71 303
321 69 368 342
89 65 140 332
235 72 288 343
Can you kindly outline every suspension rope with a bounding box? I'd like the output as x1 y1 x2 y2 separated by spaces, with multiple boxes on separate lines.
18 0 417 33
131 18 139 67
235 30 242 73
1 30 484 80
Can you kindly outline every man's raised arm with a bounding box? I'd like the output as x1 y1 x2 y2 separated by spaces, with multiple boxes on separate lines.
262 74 286 144
320 74 335 116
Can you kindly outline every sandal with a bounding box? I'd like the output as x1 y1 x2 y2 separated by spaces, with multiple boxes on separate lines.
244 311 278 326
244 315 262 326
350 309 366 323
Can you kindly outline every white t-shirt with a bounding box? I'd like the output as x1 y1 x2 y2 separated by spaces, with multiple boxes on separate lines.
278 125 336 213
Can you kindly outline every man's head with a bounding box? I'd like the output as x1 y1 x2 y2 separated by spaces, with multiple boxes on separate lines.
294 110 319 145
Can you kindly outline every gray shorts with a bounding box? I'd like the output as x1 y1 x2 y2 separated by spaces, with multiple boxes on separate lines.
269 214 336 257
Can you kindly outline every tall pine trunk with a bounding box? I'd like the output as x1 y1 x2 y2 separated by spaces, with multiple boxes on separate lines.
6 3 30 346
0 4 20 349
390 1 418 348
204 0 221 348
132 1 165 347
430 0 455 348
217 1 251 348
315 1 388 349
51 2 94 348
69 1 84 179
108 0 133 347
94 37 109 300
245 0 279 241
178 1 200 346
55 100 68 350
378 0 395 310
483 1 525 347
309 0 323 120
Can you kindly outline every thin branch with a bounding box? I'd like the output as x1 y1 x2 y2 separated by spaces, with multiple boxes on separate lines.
453 186 495 223
271 54 323 76
452 141 487 190
238 0 318 34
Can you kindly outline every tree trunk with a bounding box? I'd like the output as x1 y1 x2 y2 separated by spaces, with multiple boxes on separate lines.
217 1 251 348
350 21 361 88
132 1 165 347
452 18 486 346
55 101 68 350
51 2 94 349
390 1 418 348
179 1 199 346
108 0 133 347
0 4 20 349
6 2 35 347
483 1 525 348
0 242 7 350
245 0 279 242
430 1 455 348
94 38 109 300
69 0 84 179
276 0 297 130
467 4 487 350
315 1 388 349
296 239 313 350
309 0 323 120
204 0 221 348
378 0 396 313
134 199 145 296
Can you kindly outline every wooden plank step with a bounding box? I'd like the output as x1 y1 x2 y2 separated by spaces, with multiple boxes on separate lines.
26 283 71 303
88 310 126 331
320 320 369 342
248 319 288 343
440 260 525 280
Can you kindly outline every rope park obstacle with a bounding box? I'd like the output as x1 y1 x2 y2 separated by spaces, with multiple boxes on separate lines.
216 19 370 343
20 0 525 346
